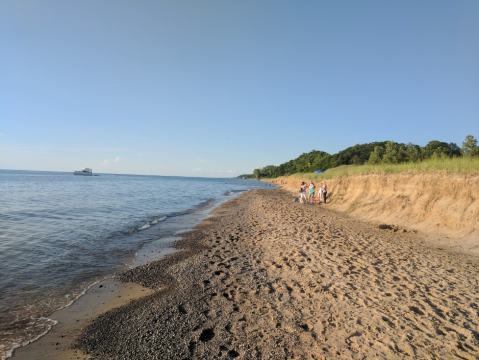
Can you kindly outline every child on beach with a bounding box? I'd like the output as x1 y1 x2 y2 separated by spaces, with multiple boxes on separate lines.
308 181 315 204
322 181 327 204
300 182 307 204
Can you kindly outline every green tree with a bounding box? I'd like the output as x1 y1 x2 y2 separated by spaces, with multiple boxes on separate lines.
368 146 384 164
424 140 461 158
406 143 420 162
431 147 449 159
253 169 260 179
262 165 279 178
350 155 362 165
396 143 407 163
329 141 388 167
462 135 479 157
448 142 462 157
312 154 329 170
248 138 466 176
382 141 398 164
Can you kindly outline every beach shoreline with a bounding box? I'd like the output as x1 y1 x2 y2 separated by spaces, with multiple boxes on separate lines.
60 188 479 359
7 188 255 360
12 278 154 360
0 171 269 360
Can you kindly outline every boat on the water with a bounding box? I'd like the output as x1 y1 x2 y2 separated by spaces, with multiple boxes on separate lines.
73 167 93 176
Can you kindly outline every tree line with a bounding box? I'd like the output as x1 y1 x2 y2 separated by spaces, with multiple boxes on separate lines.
237 135 479 179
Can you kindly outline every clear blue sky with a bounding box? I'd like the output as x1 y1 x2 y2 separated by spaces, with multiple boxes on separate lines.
1 1 478 176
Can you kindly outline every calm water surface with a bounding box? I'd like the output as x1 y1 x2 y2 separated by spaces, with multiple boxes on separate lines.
0 170 269 359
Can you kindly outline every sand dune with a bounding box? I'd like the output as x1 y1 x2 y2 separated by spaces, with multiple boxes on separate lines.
74 189 479 359
274 173 479 254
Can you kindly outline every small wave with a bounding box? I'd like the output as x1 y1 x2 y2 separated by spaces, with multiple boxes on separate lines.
2 317 58 360
150 216 166 225
195 198 217 210
139 216 166 229
224 190 245 196
126 216 167 234
138 223 150 231
184 199 217 214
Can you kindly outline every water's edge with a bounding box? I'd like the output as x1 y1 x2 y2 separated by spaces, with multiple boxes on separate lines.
10 191 248 359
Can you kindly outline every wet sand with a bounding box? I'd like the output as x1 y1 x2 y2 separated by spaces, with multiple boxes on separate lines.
12 279 153 360
66 189 478 358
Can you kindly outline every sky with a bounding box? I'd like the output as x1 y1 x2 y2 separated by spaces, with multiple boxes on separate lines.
1 1 478 177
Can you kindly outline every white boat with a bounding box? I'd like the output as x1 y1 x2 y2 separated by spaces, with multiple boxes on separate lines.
73 167 93 176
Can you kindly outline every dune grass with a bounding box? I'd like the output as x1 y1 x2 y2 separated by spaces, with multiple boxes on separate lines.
289 157 479 181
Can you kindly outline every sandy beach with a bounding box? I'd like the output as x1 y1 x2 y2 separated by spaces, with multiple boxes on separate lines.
61 188 479 359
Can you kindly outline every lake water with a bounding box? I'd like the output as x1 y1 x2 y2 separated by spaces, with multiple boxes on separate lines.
0 170 269 359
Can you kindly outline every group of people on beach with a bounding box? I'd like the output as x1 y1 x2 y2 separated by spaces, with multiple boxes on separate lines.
299 180 327 205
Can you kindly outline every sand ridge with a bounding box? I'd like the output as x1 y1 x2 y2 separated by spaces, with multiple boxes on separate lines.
273 173 479 249
74 189 479 359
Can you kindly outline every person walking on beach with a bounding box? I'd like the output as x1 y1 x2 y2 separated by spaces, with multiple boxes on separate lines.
308 181 315 204
321 181 328 204
300 182 307 204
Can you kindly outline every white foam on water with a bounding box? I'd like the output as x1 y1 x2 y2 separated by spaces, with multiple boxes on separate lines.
150 216 166 225
2 277 108 359
2 339 21 360
138 223 150 231
2 317 58 360
64 279 102 308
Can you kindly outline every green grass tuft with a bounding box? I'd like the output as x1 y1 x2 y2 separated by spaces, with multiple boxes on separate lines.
289 157 479 181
